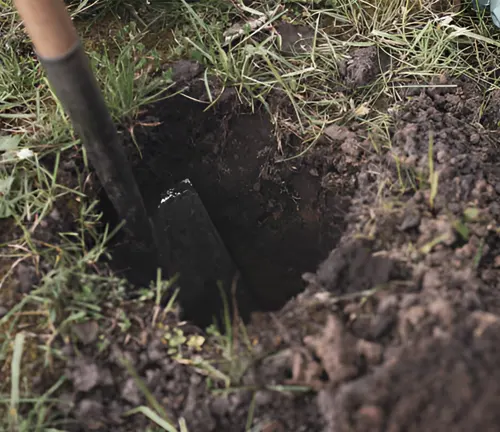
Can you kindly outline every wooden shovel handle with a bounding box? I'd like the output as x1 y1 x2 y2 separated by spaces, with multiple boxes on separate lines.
14 0 79 59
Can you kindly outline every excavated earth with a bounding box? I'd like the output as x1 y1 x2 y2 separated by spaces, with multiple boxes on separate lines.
3 43 500 431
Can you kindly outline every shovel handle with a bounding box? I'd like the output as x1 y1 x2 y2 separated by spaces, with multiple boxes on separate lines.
14 0 160 282
14 0 78 59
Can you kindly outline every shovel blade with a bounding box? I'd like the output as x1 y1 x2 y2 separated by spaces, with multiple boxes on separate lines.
153 179 252 326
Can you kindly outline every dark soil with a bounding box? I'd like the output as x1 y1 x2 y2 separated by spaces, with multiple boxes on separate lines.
55 303 324 432
297 75 500 431
107 65 351 327
7 42 500 432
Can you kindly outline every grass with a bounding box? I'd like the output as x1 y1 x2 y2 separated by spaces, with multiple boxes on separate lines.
1 0 500 430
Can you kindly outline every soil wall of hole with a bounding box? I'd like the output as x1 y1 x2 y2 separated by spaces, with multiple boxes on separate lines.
101 79 351 324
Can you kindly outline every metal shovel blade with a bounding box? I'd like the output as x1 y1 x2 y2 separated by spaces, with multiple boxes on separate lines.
153 179 251 325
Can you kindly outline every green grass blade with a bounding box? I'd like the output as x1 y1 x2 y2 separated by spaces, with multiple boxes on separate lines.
9 332 25 428
125 406 179 432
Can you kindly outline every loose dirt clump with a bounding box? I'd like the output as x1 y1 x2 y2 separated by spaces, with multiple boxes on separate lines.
339 46 388 88
320 312 500 432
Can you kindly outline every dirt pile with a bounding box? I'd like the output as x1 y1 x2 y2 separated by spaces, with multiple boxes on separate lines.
320 311 500 432
277 75 500 431
58 307 323 432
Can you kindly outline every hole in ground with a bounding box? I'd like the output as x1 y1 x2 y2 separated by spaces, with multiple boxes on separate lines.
100 86 350 328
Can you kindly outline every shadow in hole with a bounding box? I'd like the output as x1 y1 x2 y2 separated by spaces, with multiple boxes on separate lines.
97 89 348 328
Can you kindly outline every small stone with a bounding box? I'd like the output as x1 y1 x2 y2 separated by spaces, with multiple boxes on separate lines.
190 373 203 385
121 378 141 405
16 263 38 293
470 133 480 144
309 168 319 177
49 208 61 221
72 320 99 345
147 339 164 362
422 269 442 291
72 361 100 392
0 306 8 318
400 211 420 231
436 150 447 163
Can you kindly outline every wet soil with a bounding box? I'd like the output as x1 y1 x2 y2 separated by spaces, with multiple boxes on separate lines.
5 41 500 432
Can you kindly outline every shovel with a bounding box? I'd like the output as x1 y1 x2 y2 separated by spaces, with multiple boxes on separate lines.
14 0 251 326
